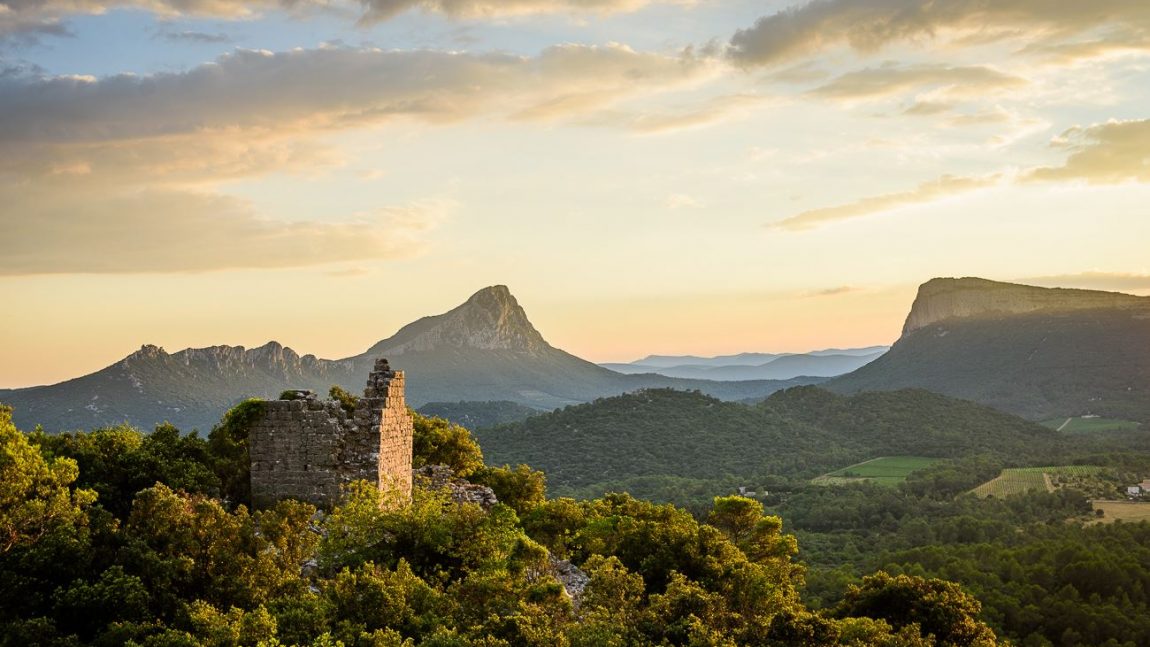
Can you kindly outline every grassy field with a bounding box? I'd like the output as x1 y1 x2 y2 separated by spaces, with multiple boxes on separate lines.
1043 416 1142 433
972 465 1111 499
1091 501 1150 525
812 456 940 487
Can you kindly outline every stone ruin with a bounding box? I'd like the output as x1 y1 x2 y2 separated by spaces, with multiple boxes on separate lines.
249 358 413 509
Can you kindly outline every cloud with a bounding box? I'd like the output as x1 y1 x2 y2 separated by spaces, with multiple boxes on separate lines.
356 0 687 25
771 114 1150 232
0 0 291 40
1020 272 1150 292
803 286 859 297
0 14 72 43
811 63 1027 102
1028 119 1150 184
0 43 713 275
0 181 453 274
160 30 234 44
0 44 707 148
0 43 709 189
772 174 1002 231
0 0 688 39
665 193 701 209
580 92 766 134
728 0 1150 67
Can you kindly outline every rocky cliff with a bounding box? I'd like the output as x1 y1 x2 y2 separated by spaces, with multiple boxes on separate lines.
903 277 1149 334
831 277 1150 422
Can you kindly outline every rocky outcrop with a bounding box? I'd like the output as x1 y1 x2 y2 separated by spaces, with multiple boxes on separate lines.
903 277 1149 335
412 465 498 509
549 556 590 610
122 341 354 380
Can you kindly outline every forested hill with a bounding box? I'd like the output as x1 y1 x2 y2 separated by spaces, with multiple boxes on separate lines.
475 387 1061 499
761 386 1056 458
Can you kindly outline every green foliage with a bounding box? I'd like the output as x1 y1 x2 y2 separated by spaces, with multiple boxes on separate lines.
470 464 546 515
328 386 359 415
32 421 219 518
835 572 996 646
416 401 540 431
208 399 265 508
1 402 1031 646
411 413 485 478
476 387 1059 506
0 405 96 555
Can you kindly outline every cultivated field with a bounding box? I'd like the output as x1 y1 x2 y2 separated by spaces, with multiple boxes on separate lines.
1043 417 1142 433
972 465 1111 499
1091 501 1150 525
812 456 939 487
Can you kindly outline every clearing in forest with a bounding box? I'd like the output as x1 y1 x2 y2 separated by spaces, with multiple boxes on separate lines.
972 465 1110 499
812 456 939 487
1091 501 1150 524
1042 417 1142 433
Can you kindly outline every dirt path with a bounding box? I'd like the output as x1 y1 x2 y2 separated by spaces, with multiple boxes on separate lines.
1043 472 1056 493
1056 418 1073 432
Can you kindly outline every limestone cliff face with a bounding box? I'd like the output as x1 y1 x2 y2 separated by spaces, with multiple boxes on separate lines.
121 341 352 379
903 277 1150 335
367 285 551 356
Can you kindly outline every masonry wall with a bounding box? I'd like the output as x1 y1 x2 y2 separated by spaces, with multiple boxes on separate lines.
249 358 414 509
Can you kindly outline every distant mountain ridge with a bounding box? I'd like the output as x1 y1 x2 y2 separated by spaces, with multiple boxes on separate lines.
830 277 1150 422
601 346 888 381
0 286 823 432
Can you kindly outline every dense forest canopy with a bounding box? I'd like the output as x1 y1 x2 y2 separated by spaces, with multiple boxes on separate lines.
474 387 1077 504
1 402 1004 647
6 385 1150 646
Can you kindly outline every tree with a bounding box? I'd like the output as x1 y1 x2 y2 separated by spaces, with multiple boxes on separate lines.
208 399 265 508
412 413 485 478
835 572 997 646
0 406 96 554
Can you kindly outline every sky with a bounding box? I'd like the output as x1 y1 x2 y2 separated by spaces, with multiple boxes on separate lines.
2 0 1150 388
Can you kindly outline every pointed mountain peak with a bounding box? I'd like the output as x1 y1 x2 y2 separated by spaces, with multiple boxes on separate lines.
368 285 551 356
903 277 1149 335
464 285 517 312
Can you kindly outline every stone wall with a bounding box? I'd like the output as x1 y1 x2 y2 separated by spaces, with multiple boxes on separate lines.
249 358 413 509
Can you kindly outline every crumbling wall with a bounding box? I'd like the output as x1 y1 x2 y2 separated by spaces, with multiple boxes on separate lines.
249 358 413 509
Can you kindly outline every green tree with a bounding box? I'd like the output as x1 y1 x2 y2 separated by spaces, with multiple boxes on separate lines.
835 572 997 646
0 406 96 554
412 413 484 477
208 399 265 508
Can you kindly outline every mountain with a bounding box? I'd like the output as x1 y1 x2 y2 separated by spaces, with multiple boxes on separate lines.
829 277 1150 422
0 342 359 434
474 386 1058 501
0 286 823 432
601 349 886 381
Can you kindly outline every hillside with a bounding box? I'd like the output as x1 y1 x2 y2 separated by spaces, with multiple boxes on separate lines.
829 278 1150 422
475 386 1059 500
761 386 1058 458
416 400 541 429
0 286 822 432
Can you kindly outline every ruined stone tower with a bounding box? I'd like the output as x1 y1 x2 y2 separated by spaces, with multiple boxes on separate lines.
249 358 413 509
